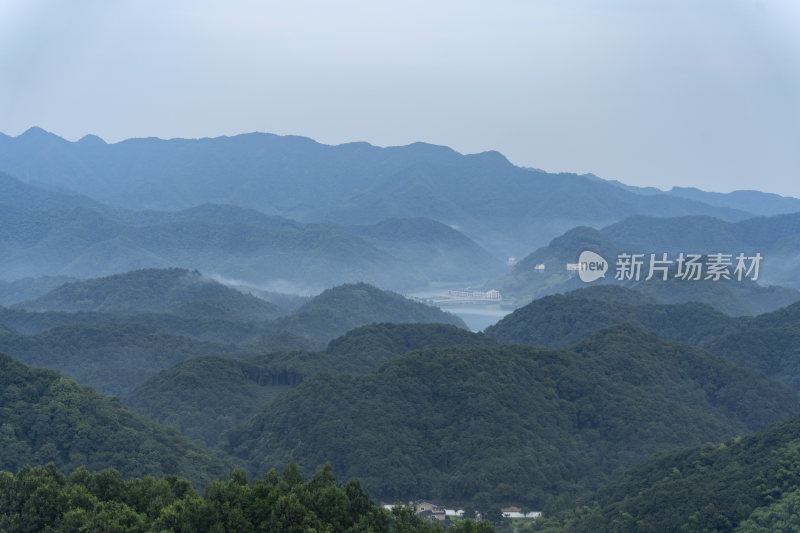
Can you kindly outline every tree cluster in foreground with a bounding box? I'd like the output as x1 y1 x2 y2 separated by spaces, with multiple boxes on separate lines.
0 462 494 533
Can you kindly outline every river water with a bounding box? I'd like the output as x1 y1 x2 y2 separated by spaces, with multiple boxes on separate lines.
408 288 515 332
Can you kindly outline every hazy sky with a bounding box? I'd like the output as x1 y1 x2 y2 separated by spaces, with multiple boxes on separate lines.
1 0 799 197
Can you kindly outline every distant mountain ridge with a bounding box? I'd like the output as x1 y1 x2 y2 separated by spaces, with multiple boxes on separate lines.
587 172 800 216
0 170 503 289
0 128 765 257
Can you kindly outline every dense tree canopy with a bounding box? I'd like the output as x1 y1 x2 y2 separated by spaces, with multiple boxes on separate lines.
223 325 799 507
126 323 494 446
0 353 232 487
535 413 800 532
0 463 492 532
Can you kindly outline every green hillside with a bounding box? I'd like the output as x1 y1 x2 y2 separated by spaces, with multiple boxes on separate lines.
0 323 259 396
0 305 268 343
632 274 800 316
264 282 468 342
17 268 284 320
0 353 233 487
1 279 459 344
0 282 465 397
125 356 293 447
223 325 799 507
536 413 800 532
485 287 734 348
326 322 496 359
487 287 800 394
126 323 493 447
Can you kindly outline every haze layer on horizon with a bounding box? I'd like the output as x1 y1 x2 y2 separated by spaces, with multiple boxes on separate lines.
1 0 798 197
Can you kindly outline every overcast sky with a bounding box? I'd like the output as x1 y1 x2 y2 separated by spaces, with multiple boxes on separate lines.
1 0 799 197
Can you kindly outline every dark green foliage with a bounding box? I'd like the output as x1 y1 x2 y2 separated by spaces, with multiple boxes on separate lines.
0 282 464 398
537 413 800 532
246 322 491 381
125 356 295 447
253 329 325 352
223 325 799 507
748 300 800 330
485 288 734 348
1 280 461 347
265 282 468 342
326 322 496 360
0 323 262 396
709 327 800 391
561 284 660 306
0 463 462 532
0 353 232 487
17 268 283 320
126 323 492 447
0 305 267 343
487 287 800 396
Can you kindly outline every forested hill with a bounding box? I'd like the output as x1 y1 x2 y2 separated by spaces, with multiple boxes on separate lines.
125 323 494 447
536 412 800 532
0 279 462 346
0 323 261 396
325 322 495 358
484 287 735 348
223 325 799 507
0 282 468 398
486 286 800 392
264 282 467 342
16 268 283 320
0 352 233 487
